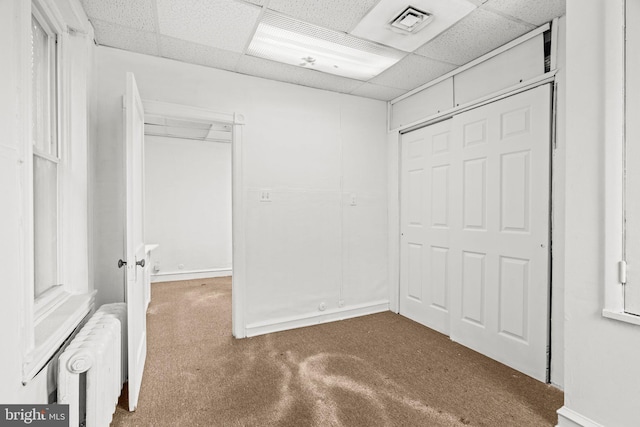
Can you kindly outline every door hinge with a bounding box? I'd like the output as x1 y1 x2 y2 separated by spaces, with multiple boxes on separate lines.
619 260 627 284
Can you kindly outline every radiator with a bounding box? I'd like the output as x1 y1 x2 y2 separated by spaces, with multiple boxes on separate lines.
58 303 127 427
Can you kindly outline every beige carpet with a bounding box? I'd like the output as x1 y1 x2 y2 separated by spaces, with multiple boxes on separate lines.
111 277 563 427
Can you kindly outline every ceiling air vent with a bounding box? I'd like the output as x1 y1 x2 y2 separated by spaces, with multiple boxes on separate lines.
389 6 433 34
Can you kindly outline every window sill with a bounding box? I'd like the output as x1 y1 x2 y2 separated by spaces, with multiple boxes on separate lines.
22 291 96 383
34 285 68 325
602 309 640 326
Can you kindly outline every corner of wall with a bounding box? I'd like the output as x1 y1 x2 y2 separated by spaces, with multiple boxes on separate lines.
556 406 605 427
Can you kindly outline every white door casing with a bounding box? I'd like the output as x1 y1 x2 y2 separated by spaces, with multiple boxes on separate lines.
124 72 147 411
400 119 453 335
399 85 551 382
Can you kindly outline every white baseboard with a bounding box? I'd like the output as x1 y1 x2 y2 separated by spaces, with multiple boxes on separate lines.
245 300 389 337
151 268 232 283
557 406 604 427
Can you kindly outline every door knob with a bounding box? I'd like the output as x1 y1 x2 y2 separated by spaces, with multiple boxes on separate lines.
118 259 127 268
136 259 146 268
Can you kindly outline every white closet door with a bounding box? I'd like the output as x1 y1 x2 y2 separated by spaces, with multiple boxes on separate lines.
399 85 551 382
449 84 551 381
400 119 453 335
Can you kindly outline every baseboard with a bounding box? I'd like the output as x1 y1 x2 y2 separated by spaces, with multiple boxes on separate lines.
245 300 390 337
557 406 604 427
151 268 232 283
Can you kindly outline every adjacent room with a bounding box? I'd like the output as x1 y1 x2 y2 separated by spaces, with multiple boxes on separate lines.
1 1 639 426
143 113 233 284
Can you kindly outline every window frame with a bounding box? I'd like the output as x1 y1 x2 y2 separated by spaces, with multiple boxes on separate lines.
601 0 640 326
31 2 65 319
21 0 94 383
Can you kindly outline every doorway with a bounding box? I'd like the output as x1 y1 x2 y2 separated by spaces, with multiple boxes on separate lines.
141 100 246 338
399 85 552 382
143 114 233 282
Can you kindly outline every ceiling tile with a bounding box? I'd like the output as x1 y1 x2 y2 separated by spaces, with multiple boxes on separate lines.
239 0 269 5
80 0 156 31
236 55 308 82
237 56 363 93
292 67 366 94
350 0 477 52
350 83 407 101
156 0 261 53
92 19 159 56
369 54 456 91
159 36 242 71
266 0 380 33
414 8 534 66
484 0 566 26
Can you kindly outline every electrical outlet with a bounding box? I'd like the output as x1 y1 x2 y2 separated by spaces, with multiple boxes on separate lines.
178 263 184 270
319 302 326 311
350 193 357 206
338 300 345 308
260 190 272 202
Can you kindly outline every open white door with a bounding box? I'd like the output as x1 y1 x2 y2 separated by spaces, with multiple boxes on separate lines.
124 72 147 411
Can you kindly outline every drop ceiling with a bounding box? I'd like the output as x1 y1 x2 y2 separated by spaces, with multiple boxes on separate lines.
80 0 565 101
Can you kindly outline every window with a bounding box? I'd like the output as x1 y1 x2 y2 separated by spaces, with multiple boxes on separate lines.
623 0 640 317
21 0 94 383
602 0 640 325
31 7 60 302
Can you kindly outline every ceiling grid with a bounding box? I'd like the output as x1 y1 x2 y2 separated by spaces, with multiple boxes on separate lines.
80 0 565 101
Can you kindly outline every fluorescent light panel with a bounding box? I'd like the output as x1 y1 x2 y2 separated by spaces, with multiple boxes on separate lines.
247 11 406 81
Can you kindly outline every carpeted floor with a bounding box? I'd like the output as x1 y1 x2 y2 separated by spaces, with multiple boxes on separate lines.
111 277 563 427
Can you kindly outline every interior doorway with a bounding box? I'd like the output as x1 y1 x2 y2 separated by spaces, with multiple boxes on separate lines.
140 100 245 337
143 113 233 282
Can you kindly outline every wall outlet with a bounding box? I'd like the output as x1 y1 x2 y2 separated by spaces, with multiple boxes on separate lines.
153 262 161 273
260 190 272 202
318 302 326 311
178 263 184 270
350 193 357 206
338 300 345 308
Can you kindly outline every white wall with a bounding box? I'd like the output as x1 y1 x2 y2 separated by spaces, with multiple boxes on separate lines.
558 1 640 426
0 0 92 404
550 15 566 391
145 136 232 278
0 0 41 404
92 47 389 333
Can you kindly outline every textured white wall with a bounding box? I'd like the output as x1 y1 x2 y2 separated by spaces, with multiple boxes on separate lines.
93 47 388 330
0 0 92 403
144 136 232 276
0 0 37 403
558 1 640 426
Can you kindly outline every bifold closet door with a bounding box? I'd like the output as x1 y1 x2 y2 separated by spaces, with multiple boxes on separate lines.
400 119 453 335
399 84 551 382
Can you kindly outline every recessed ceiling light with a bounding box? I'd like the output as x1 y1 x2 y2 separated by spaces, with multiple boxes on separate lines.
247 11 406 81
